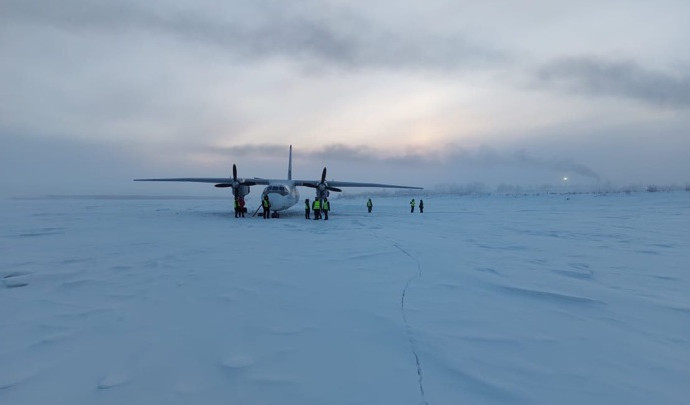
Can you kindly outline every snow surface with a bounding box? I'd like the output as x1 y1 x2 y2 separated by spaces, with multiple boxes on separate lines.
1 192 689 405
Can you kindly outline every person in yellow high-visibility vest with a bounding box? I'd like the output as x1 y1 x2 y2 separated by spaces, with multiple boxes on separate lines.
410 198 416 213
262 195 271 219
312 199 321 220
322 198 330 220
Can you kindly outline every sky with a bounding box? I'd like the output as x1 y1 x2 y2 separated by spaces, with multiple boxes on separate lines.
2 0 689 196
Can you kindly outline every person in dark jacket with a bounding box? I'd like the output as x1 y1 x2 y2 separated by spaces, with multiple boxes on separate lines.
262 195 271 219
239 196 246 217
312 199 321 220
234 197 241 218
304 198 310 219
419 199 424 214
366 198 373 213
322 198 330 220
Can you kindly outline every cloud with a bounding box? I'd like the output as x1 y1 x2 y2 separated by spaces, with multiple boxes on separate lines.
208 143 436 165
307 144 381 162
199 142 601 180
430 146 601 180
536 57 690 108
0 132 152 197
510 149 600 180
1 0 504 72
210 144 288 157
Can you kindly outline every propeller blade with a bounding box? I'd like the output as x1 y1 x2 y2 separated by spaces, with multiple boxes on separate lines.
233 164 237 181
326 187 342 192
215 184 232 188
321 167 327 183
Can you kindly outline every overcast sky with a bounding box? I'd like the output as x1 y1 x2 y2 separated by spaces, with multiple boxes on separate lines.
2 0 689 196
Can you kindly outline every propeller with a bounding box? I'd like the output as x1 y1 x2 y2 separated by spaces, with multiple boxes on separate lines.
312 167 342 199
232 164 240 190
230 164 243 198
214 164 252 199
317 167 327 193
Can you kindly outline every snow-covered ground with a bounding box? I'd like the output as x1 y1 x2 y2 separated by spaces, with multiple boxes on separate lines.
1 192 689 405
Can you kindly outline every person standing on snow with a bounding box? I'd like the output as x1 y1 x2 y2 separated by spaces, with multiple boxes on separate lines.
312 199 321 220
304 198 311 219
262 195 271 219
234 197 241 218
322 198 330 220
410 198 416 213
366 198 373 213
239 197 246 217
419 199 424 214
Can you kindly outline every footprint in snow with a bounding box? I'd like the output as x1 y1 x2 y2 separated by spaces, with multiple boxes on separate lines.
3 271 32 288
97 371 130 389
220 354 254 370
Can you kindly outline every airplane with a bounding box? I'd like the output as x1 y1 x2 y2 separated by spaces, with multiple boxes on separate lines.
134 145 423 217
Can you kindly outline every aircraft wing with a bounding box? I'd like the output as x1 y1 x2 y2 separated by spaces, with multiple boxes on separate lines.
328 181 422 189
134 178 269 186
293 180 422 190
326 181 422 189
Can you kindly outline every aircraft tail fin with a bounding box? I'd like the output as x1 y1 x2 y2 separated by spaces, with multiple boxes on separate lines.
288 145 293 180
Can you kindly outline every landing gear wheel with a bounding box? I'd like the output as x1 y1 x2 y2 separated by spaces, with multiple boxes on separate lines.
271 211 280 218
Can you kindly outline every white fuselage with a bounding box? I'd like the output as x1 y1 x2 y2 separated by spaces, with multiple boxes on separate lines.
260 181 300 212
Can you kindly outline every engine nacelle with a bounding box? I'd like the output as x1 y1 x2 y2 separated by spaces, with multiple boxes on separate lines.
238 185 251 197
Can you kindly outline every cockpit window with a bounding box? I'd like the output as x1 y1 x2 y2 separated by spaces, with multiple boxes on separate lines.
266 185 289 196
